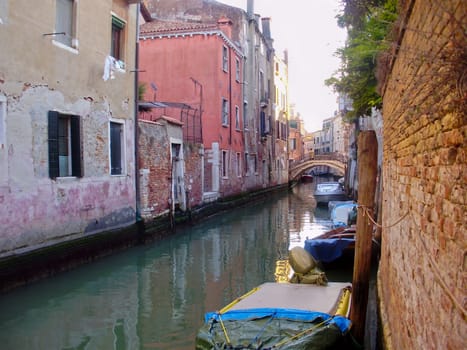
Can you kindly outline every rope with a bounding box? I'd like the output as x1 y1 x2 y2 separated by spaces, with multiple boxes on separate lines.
249 312 276 347
409 213 467 318
358 205 409 228
358 205 466 316
272 317 332 348
217 313 231 346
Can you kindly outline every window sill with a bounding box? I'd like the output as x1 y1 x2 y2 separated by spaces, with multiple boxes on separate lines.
55 176 79 182
52 40 79 54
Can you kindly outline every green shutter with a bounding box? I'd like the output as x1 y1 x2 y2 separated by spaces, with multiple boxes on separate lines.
112 16 125 29
48 111 60 179
70 116 82 177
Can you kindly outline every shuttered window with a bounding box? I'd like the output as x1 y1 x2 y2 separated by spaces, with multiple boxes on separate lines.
48 111 82 178
111 15 125 61
110 121 123 175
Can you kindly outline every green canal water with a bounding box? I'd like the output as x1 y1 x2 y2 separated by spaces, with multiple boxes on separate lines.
0 182 352 350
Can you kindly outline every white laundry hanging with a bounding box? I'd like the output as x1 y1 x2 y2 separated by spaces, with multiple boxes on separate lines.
102 55 116 81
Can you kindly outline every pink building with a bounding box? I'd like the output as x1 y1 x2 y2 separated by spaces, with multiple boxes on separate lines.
139 17 245 199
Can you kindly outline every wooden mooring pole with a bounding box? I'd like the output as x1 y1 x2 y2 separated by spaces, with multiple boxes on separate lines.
350 130 378 344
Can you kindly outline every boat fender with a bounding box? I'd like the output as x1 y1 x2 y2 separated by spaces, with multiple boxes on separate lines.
288 246 317 274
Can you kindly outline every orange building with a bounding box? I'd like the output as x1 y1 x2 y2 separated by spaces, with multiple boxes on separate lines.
139 17 245 199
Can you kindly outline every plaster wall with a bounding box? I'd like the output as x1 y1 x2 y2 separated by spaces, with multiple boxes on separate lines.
0 0 138 258
139 28 244 197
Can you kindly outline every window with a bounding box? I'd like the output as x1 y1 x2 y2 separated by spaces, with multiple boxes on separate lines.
243 101 248 129
259 71 265 99
252 154 258 173
48 111 82 178
244 152 248 175
0 95 5 147
222 98 229 126
222 46 228 72
111 15 125 62
235 106 240 130
235 58 240 82
55 0 77 48
236 152 241 177
290 138 296 150
110 121 124 175
222 150 228 178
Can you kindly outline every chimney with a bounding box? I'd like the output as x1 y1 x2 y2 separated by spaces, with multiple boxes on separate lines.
261 17 271 40
217 16 233 38
247 0 254 19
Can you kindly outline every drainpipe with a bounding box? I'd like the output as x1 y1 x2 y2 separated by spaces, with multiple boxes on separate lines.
134 2 141 223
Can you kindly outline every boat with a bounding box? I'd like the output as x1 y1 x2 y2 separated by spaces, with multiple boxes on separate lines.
304 226 356 264
330 202 357 228
301 171 314 183
313 182 348 205
195 282 352 349
195 247 353 349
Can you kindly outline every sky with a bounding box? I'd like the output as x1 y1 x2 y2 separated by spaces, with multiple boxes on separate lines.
219 0 347 132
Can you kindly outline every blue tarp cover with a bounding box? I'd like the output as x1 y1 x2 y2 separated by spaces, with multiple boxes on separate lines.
204 308 351 333
304 238 354 263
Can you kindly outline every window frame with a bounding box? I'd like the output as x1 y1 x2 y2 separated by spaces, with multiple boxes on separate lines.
0 95 5 148
244 152 249 175
54 0 78 50
111 14 126 65
236 152 241 177
221 98 229 126
235 58 240 82
243 101 248 130
235 105 240 130
222 45 229 72
48 111 82 179
221 150 228 178
109 120 125 176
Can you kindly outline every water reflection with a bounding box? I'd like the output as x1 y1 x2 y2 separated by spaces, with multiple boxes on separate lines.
0 183 334 350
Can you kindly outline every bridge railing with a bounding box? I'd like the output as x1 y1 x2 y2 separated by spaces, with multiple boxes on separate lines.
289 152 347 169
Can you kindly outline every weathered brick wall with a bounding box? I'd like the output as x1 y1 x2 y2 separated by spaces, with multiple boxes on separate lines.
378 0 466 349
138 120 171 218
183 142 203 209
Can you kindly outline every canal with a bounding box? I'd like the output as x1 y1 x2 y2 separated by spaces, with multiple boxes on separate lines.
0 181 352 350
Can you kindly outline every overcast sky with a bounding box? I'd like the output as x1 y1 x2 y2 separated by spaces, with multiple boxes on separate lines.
219 0 347 132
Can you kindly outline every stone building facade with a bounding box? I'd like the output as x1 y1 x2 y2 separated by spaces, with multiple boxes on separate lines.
378 0 466 348
139 17 245 199
0 0 139 259
143 0 285 193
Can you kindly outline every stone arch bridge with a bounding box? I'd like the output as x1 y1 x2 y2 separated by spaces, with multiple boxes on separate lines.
289 155 346 181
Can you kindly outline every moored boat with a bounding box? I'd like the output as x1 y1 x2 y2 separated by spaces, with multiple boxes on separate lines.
301 172 314 183
195 247 353 349
195 282 352 349
313 182 348 205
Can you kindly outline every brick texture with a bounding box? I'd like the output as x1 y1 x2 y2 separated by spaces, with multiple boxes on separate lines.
378 0 466 349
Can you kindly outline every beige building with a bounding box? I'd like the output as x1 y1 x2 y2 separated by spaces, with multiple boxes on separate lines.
273 51 290 185
0 0 140 259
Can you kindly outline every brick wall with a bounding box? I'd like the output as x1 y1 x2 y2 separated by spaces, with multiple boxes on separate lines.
183 142 203 209
138 120 171 218
378 0 466 349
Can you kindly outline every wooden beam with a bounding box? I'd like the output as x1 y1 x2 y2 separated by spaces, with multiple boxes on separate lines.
350 130 378 343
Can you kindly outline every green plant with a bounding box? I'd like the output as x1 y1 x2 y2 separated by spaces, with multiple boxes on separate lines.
326 0 398 121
